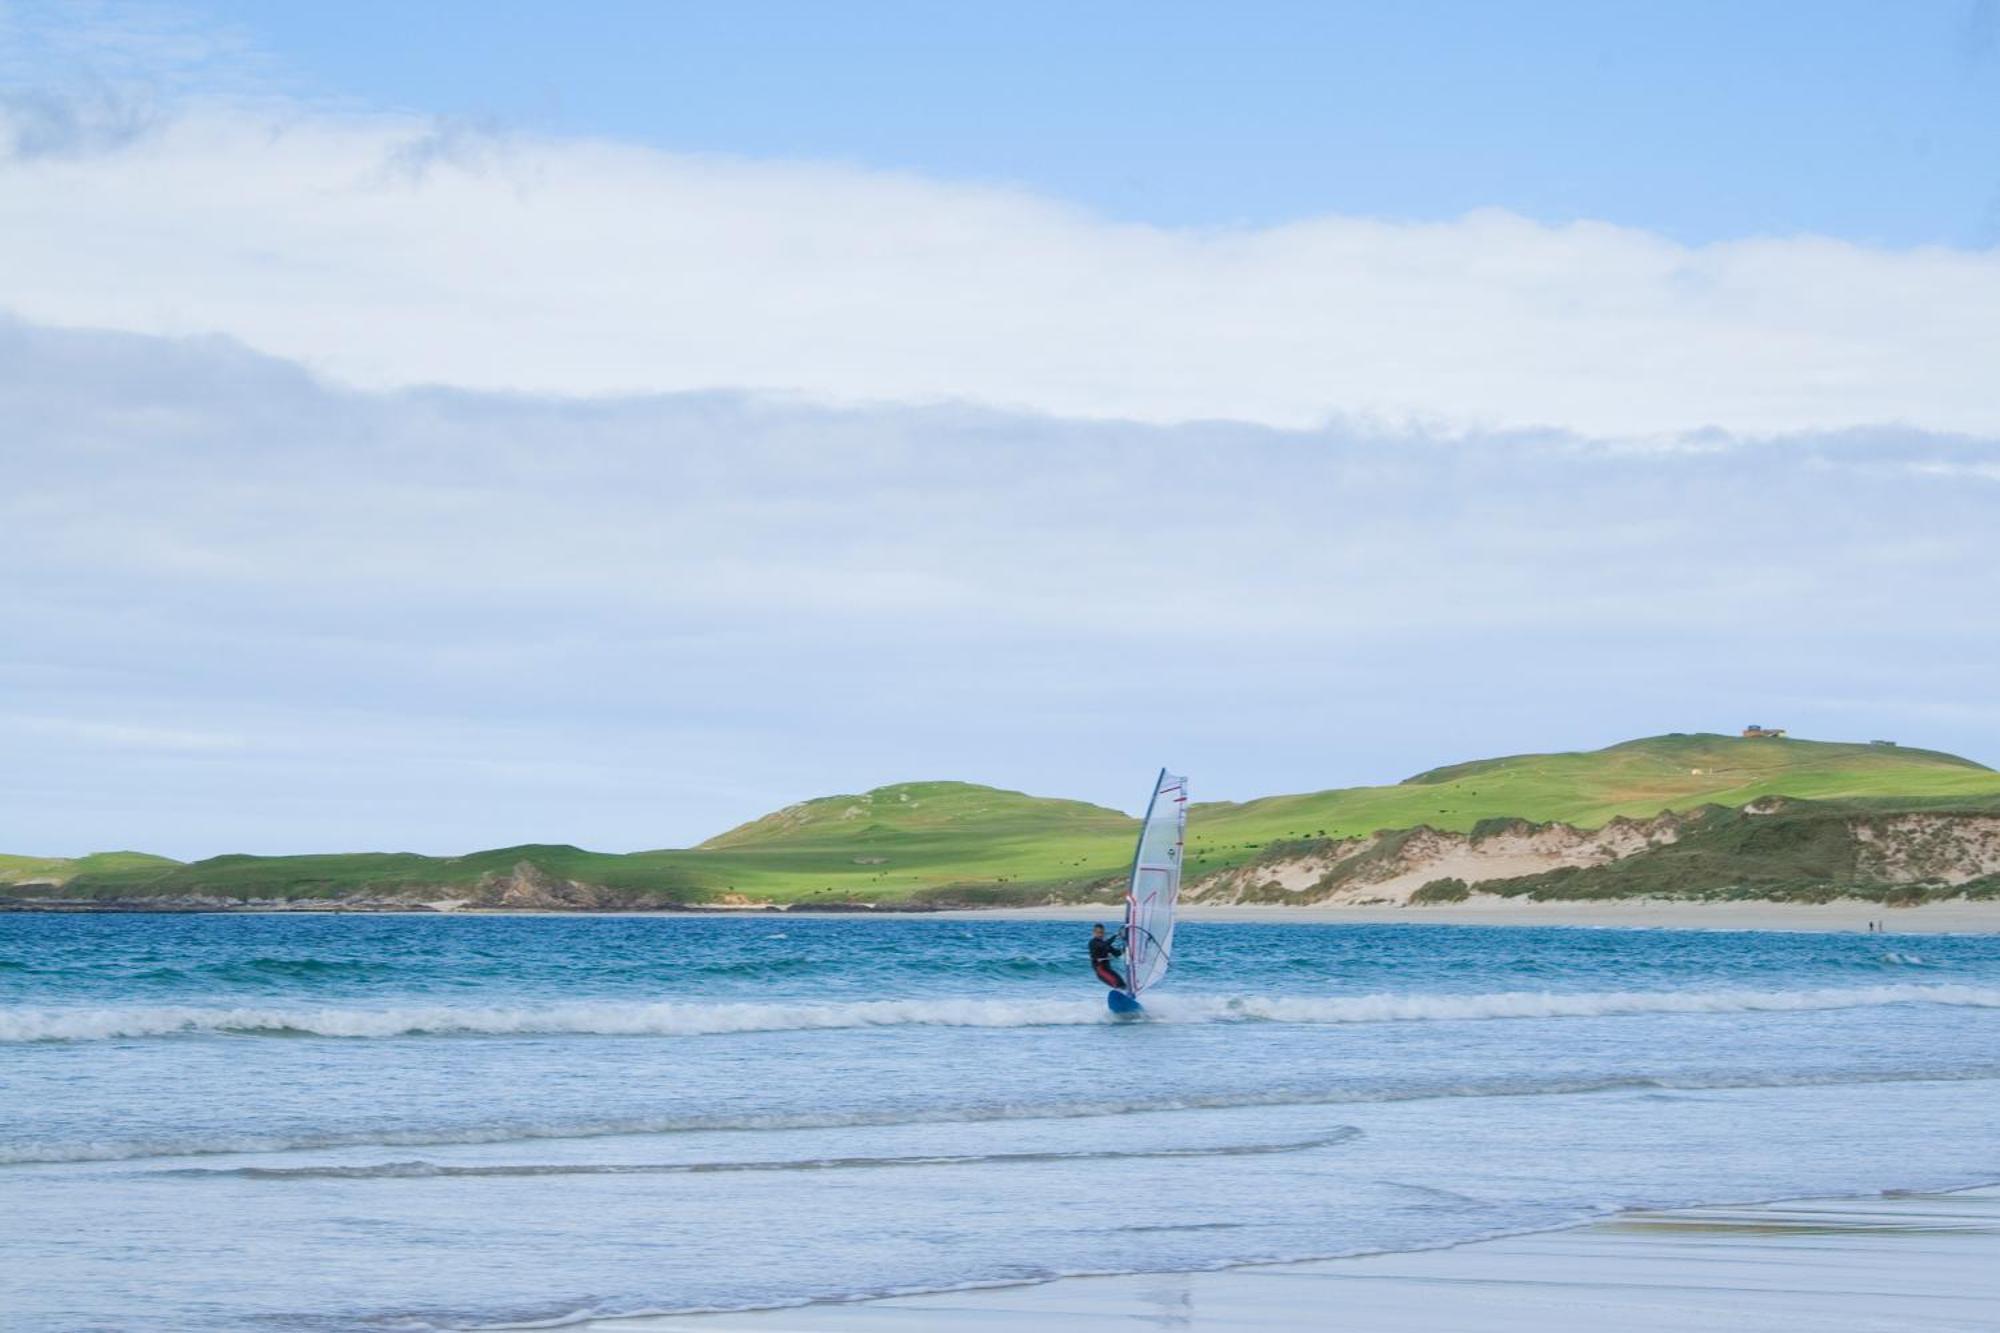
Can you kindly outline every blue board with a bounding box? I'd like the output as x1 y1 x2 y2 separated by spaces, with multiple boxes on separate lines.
1106 988 1143 1015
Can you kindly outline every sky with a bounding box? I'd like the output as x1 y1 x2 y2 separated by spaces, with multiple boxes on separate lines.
2 1 1998 858
84 1 2000 245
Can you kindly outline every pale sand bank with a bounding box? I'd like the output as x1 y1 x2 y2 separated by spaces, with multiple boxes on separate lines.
937 899 2000 933
42 900 1995 931
575 1187 2000 1332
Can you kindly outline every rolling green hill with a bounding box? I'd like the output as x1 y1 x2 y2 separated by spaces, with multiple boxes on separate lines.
11 734 2000 907
21 786 1136 908
1452 795 2000 905
0 851 180 885
1184 733 2000 870
692 781 1139 904
25 845 726 905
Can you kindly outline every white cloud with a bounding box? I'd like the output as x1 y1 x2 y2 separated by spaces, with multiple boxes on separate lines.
3 102 1999 438
2 320 1997 857
0 713 247 752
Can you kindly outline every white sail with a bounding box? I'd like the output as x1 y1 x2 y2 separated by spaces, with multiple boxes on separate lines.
1122 769 1187 996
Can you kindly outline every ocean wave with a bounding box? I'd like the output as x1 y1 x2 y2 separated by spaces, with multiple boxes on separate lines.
155 1129 1363 1180
5 982 2000 1043
7 1066 1996 1165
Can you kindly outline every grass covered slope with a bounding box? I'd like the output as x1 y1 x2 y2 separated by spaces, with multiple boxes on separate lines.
13 735 2000 907
1469 794 2000 904
31 783 1141 907
1186 734 1998 873
0 851 180 885
38 845 731 905
693 781 1138 904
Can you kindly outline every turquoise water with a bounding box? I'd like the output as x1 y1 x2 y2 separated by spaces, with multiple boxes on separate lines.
2 914 1997 1330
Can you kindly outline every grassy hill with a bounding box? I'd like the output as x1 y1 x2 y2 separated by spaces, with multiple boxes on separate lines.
0 851 180 885
26 846 727 905
1460 794 2000 904
12 734 2000 907
24 784 1136 907
692 780 1138 904
1184 733 1999 872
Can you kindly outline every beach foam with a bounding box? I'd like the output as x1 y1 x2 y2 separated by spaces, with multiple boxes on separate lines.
8 1065 1995 1165
5 982 1998 1043
155 1129 1364 1180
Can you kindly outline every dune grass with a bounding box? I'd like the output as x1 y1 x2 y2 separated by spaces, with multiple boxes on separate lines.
1471 793 2000 902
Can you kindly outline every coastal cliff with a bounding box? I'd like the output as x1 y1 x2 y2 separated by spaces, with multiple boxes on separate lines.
1186 802 2000 907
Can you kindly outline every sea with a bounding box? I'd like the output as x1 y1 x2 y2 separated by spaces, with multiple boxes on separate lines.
3 913 1997 1331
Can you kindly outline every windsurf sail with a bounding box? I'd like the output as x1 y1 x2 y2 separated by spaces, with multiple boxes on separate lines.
1121 769 1187 997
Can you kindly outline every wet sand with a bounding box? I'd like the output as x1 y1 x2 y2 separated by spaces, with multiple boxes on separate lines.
583 1186 2000 1332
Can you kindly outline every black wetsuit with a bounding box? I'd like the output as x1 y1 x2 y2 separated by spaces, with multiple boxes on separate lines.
1090 934 1127 989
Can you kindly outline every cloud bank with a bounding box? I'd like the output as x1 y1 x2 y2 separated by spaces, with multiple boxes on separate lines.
4 319 1997 856
4 102 1999 438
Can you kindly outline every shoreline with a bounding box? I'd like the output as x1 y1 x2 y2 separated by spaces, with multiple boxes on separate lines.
10 898 1996 932
568 1184 2000 1332
939 898 2000 933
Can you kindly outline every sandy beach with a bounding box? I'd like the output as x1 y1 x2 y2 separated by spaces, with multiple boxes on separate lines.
11 900 1999 934
938 899 2000 934
582 1186 2000 1332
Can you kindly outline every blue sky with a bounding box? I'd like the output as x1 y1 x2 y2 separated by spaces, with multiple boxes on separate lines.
1 2 1997 856
191 0 2000 245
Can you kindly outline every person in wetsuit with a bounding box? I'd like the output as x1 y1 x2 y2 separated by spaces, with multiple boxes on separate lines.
1089 922 1128 990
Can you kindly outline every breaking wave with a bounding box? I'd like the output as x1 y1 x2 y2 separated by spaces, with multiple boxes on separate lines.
6 982 2000 1043
156 1129 1364 1180
7 1066 1997 1165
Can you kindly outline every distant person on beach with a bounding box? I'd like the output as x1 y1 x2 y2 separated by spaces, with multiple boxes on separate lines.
1089 923 1127 989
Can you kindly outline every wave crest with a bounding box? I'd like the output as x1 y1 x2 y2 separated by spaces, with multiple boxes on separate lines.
156 1129 1364 1180
5 983 1999 1043
6 1068 1995 1165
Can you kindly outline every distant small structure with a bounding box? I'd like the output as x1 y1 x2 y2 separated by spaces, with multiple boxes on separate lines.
1870 739 1898 747
1741 725 1787 739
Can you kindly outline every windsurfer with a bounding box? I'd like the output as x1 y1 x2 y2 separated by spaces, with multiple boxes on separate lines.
1089 922 1127 989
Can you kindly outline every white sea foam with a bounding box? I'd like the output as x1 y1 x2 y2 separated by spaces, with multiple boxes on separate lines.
6 1066 1996 1165
157 1130 1365 1179
4 983 1999 1044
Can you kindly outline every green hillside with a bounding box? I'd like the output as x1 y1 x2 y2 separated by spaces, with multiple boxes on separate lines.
14 734 2000 907
1184 733 2000 872
22 784 1139 906
692 781 1138 903
26 845 729 905
0 851 180 885
1462 795 2000 904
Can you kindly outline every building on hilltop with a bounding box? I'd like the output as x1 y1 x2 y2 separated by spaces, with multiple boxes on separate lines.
1741 725 1787 739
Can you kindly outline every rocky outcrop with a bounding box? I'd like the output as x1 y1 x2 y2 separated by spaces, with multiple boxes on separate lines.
1188 812 1691 906
1189 806 2000 906
467 860 604 909
1852 815 2000 886
460 860 688 910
